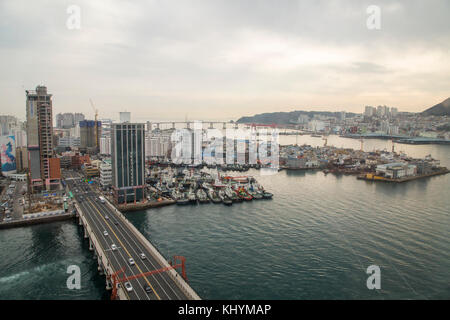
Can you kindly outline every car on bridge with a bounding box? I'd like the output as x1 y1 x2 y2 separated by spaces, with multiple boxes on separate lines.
103 230 109 236
111 244 117 251
140 253 146 260
124 282 133 292
128 258 135 266
144 284 152 294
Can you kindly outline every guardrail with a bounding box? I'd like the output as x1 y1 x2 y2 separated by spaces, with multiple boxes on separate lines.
74 201 126 300
104 199 201 300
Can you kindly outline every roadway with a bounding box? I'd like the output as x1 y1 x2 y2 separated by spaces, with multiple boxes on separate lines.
64 171 190 300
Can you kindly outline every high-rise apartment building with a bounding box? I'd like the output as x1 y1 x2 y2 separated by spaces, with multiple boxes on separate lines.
79 120 102 154
26 85 59 192
56 112 85 129
100 136 111 155
111 123 145 204
15 146 28 172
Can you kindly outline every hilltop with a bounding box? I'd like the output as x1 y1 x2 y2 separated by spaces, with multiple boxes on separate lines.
236 110 357 125
422 98 450 116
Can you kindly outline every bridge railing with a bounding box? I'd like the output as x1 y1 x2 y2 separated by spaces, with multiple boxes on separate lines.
104 199 201 300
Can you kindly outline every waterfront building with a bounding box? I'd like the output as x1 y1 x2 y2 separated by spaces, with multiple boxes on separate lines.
111 123 145 204
376 163 417 179
146 132 171 159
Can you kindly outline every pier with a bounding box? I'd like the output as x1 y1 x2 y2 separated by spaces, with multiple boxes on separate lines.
357 167 450 183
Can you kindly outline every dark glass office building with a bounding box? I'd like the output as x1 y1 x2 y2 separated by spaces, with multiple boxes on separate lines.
111 123 145 204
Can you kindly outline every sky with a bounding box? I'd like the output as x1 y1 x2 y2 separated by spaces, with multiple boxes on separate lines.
0 0 449 122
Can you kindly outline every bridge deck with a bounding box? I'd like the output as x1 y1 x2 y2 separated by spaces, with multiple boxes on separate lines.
65 171 199 300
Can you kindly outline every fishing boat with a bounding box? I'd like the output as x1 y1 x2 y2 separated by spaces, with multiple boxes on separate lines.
219 189 232 206
248 190 263 200
262 192 273 199
207 189 222 204
234 186 253 201
196 189 210 204
225 186 242 202
176 193 190 205
188 191 197 204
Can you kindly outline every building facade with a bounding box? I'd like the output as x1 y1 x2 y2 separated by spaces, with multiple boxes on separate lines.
79 120 102 154
100 160 112 189
26 86 59 192
119 112 131 123
111 123 145 204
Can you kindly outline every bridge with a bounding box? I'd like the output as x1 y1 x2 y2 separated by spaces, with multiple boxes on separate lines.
64 171 200 300
146 121 280 131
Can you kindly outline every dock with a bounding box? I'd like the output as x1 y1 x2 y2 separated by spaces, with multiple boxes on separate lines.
0 210 75 230
115 199 176 213
357 167 450 183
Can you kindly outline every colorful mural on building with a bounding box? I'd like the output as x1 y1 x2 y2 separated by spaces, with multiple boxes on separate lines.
0 135 17 174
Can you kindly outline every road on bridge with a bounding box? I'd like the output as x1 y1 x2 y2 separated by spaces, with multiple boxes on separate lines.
64 171 192 300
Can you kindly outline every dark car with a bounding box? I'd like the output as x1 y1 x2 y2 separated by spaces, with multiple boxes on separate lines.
144 284 152 294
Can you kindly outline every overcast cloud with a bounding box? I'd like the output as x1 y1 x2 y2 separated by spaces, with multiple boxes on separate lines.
0 0 449 121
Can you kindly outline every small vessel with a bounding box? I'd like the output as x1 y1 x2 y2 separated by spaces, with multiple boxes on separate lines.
235 186 253 201
188 191 197 204
262 192 273 199
207 189 222 204
219 189 232 206
196 189 210 204
176 193 190 205
225 186 242 202
249 190 263 200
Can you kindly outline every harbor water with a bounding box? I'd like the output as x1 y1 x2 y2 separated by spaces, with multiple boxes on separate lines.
0 136 449 299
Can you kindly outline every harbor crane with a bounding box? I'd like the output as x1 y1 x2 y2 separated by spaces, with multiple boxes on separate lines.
89 98 99 150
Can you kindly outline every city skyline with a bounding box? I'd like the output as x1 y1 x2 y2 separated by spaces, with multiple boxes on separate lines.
1 0 449 121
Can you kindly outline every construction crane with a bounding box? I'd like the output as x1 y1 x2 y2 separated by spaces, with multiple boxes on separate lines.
89 98 99 151
108 256 188 300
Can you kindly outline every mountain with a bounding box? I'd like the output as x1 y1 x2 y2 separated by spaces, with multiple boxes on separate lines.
236 110 357 125
422 98 450 116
